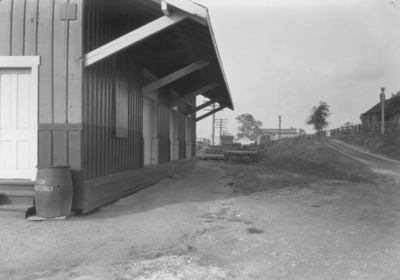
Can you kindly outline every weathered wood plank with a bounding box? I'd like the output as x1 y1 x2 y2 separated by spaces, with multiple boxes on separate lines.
68 0 83 123
142 60 209 95
0 0 13 55
68 131 81 170
24 0 38 55
37 0 54 123
53 0 68 123
52 131 68 165
38 123 83 131
84 12 188 67
12 0 26 55
38 131 52 166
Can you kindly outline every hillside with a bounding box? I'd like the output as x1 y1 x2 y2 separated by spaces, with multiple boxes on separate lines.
261 136 372 183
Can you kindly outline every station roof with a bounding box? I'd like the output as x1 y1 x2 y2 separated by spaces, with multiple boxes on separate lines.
84 0 234 112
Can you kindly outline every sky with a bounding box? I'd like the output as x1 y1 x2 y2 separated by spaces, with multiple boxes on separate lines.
193 0 400 140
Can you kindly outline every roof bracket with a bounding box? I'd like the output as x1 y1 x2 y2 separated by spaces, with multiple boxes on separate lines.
195 105 226 122
142 60 209 95
185 96 224 117
169 83 218 108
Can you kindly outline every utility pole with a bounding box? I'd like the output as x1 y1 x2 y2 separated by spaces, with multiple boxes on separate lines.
380 87 385 135
203 100 223 145
215 118 228 144
279 115 281 139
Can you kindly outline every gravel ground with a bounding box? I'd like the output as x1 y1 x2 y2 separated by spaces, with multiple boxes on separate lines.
1 139 400 280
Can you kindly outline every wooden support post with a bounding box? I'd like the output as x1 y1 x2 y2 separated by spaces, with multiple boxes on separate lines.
184 96 224 116
84 12 188 67
142 60 209 95
169 83 218 108
195 106 226 122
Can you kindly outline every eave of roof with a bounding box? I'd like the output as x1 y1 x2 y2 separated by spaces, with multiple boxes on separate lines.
361 99 392 115
146 0 234 110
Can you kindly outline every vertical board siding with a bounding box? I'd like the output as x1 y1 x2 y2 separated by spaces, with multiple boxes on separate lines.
24 0 38 56
158 88 171 164
53 0 68 124
0 0 83 206
38 0 54 124
11 0 26 56
83 0 144 180
0 0 12 55
83 55 144 181
67 0 83 123
0 0 83 123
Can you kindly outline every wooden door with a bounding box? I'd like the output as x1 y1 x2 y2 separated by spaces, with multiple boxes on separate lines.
0 68 37 180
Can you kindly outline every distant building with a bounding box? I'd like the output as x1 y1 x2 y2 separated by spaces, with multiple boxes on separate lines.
261 128 297 141
236 136 251 145
257 131 274 143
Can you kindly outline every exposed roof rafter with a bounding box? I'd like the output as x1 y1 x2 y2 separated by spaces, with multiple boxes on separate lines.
84 11 188 67
185 96 224 117
195 105 226 122
169 83 218 108
142 60 209 95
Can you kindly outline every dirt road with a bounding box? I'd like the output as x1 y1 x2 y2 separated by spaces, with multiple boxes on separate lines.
1 138 400 280
325 139 400 176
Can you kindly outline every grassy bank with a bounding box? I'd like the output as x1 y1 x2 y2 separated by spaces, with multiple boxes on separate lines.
333 134 400 161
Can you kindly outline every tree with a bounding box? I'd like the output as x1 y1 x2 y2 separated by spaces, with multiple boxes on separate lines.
342 119 353 127
298 128 306 135
236 114 262 139
306 102 331 137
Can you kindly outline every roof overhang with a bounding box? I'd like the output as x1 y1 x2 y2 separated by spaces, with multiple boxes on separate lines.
83 0 234 112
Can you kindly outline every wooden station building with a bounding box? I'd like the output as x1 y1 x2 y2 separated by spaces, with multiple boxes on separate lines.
0 0 234 217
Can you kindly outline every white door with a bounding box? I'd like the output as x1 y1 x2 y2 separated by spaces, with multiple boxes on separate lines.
0 68 37 180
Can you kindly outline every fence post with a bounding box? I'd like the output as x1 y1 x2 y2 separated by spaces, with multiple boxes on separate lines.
351 125 355 135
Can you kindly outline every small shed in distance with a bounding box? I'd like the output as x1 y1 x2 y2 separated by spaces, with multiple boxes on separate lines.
261 128 298 141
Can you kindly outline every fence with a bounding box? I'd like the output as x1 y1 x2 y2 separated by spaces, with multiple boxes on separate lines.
330 121 400 136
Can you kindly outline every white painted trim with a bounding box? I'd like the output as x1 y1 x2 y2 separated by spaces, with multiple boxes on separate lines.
0 56 40 67
84 12 188 67
148 0 207 19
205 16 234 110
0 56 40 180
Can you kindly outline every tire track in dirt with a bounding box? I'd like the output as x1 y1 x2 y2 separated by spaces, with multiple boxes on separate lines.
324 139 400 176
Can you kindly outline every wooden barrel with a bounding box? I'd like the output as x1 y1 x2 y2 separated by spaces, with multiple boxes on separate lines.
34 165 73 218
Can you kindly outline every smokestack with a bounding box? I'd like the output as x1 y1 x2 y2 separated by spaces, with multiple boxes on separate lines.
380 87 385 134
279 115 281 139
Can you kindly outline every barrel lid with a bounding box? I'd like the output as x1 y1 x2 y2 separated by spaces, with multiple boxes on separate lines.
36 165 71 169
